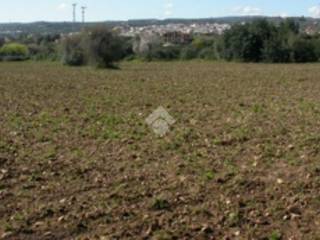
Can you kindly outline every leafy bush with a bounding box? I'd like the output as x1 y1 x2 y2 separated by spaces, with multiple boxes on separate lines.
143 44 181 61
292 38 318 63
311 37 320 60
221 19 320 63
222 24 251 61
192 37 215 50
223 20 277 62
121 37 135 60
28 43 59 61
180 46 198 60
198 47 217 60
84 26 125 68
60 34 85 66
60 27 126 68
0 38 4 48
262 37 291 63
0 43 29 61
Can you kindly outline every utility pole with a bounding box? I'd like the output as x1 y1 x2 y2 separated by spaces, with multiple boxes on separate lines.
81 6 87 23
72 3 77 23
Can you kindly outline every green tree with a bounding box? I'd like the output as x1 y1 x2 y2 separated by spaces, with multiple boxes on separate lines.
61 34 85 66
192 37 215 50
311 36 320 60
222 20 277 62
84 26 125 68
180 45 198 60
262 37 291 63
144 44 181 61
292 38 318 63
198 47 217 60
222 24 250 61
0 38 4 48
279 18 300 35
60 26 127 68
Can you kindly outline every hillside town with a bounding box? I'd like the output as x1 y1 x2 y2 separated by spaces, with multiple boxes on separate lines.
115 22 231 37
1 18 320 38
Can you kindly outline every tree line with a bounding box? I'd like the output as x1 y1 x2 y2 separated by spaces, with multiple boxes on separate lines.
222 19 320 63
1 19 320 67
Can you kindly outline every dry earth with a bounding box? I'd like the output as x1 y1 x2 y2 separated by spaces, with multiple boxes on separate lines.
1 61 320 239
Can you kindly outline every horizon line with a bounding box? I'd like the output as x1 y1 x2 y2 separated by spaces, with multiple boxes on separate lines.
0 15 314 25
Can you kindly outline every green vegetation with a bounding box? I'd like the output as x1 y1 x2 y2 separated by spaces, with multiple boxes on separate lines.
269 231 282 240
61 26 126 68
83 26 126 68
129 19 320 62
222 19 320 63
0 43 29 61
3 18 320 64
27 34 60 61
61 34 85 66
134 19 320 62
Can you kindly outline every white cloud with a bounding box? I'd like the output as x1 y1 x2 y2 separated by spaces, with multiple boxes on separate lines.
232 6 263 16
309 6 320 18
164 0 173 17
58 3 68 11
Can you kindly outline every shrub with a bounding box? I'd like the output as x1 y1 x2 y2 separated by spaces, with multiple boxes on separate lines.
198 47 217 60
121 37 135 60
60 34 85 66
0 43 29 61
311 37 320 60
180 46 198 60
149 45 180 60
28 43 59 61
292 38 318 63
60 27 126 68
262 37 291 63
222 19 300 63
222 24 252 61
0 38 4 48
84 26 125 68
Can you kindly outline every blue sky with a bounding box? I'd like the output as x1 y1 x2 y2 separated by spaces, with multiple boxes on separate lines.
1 0 320 23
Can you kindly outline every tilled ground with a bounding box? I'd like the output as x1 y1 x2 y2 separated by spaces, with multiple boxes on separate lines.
1 61 320 239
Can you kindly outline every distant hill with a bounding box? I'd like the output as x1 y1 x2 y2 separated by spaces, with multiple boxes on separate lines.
0 16 318 36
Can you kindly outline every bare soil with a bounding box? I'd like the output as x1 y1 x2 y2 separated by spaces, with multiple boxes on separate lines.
1 61 320 239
